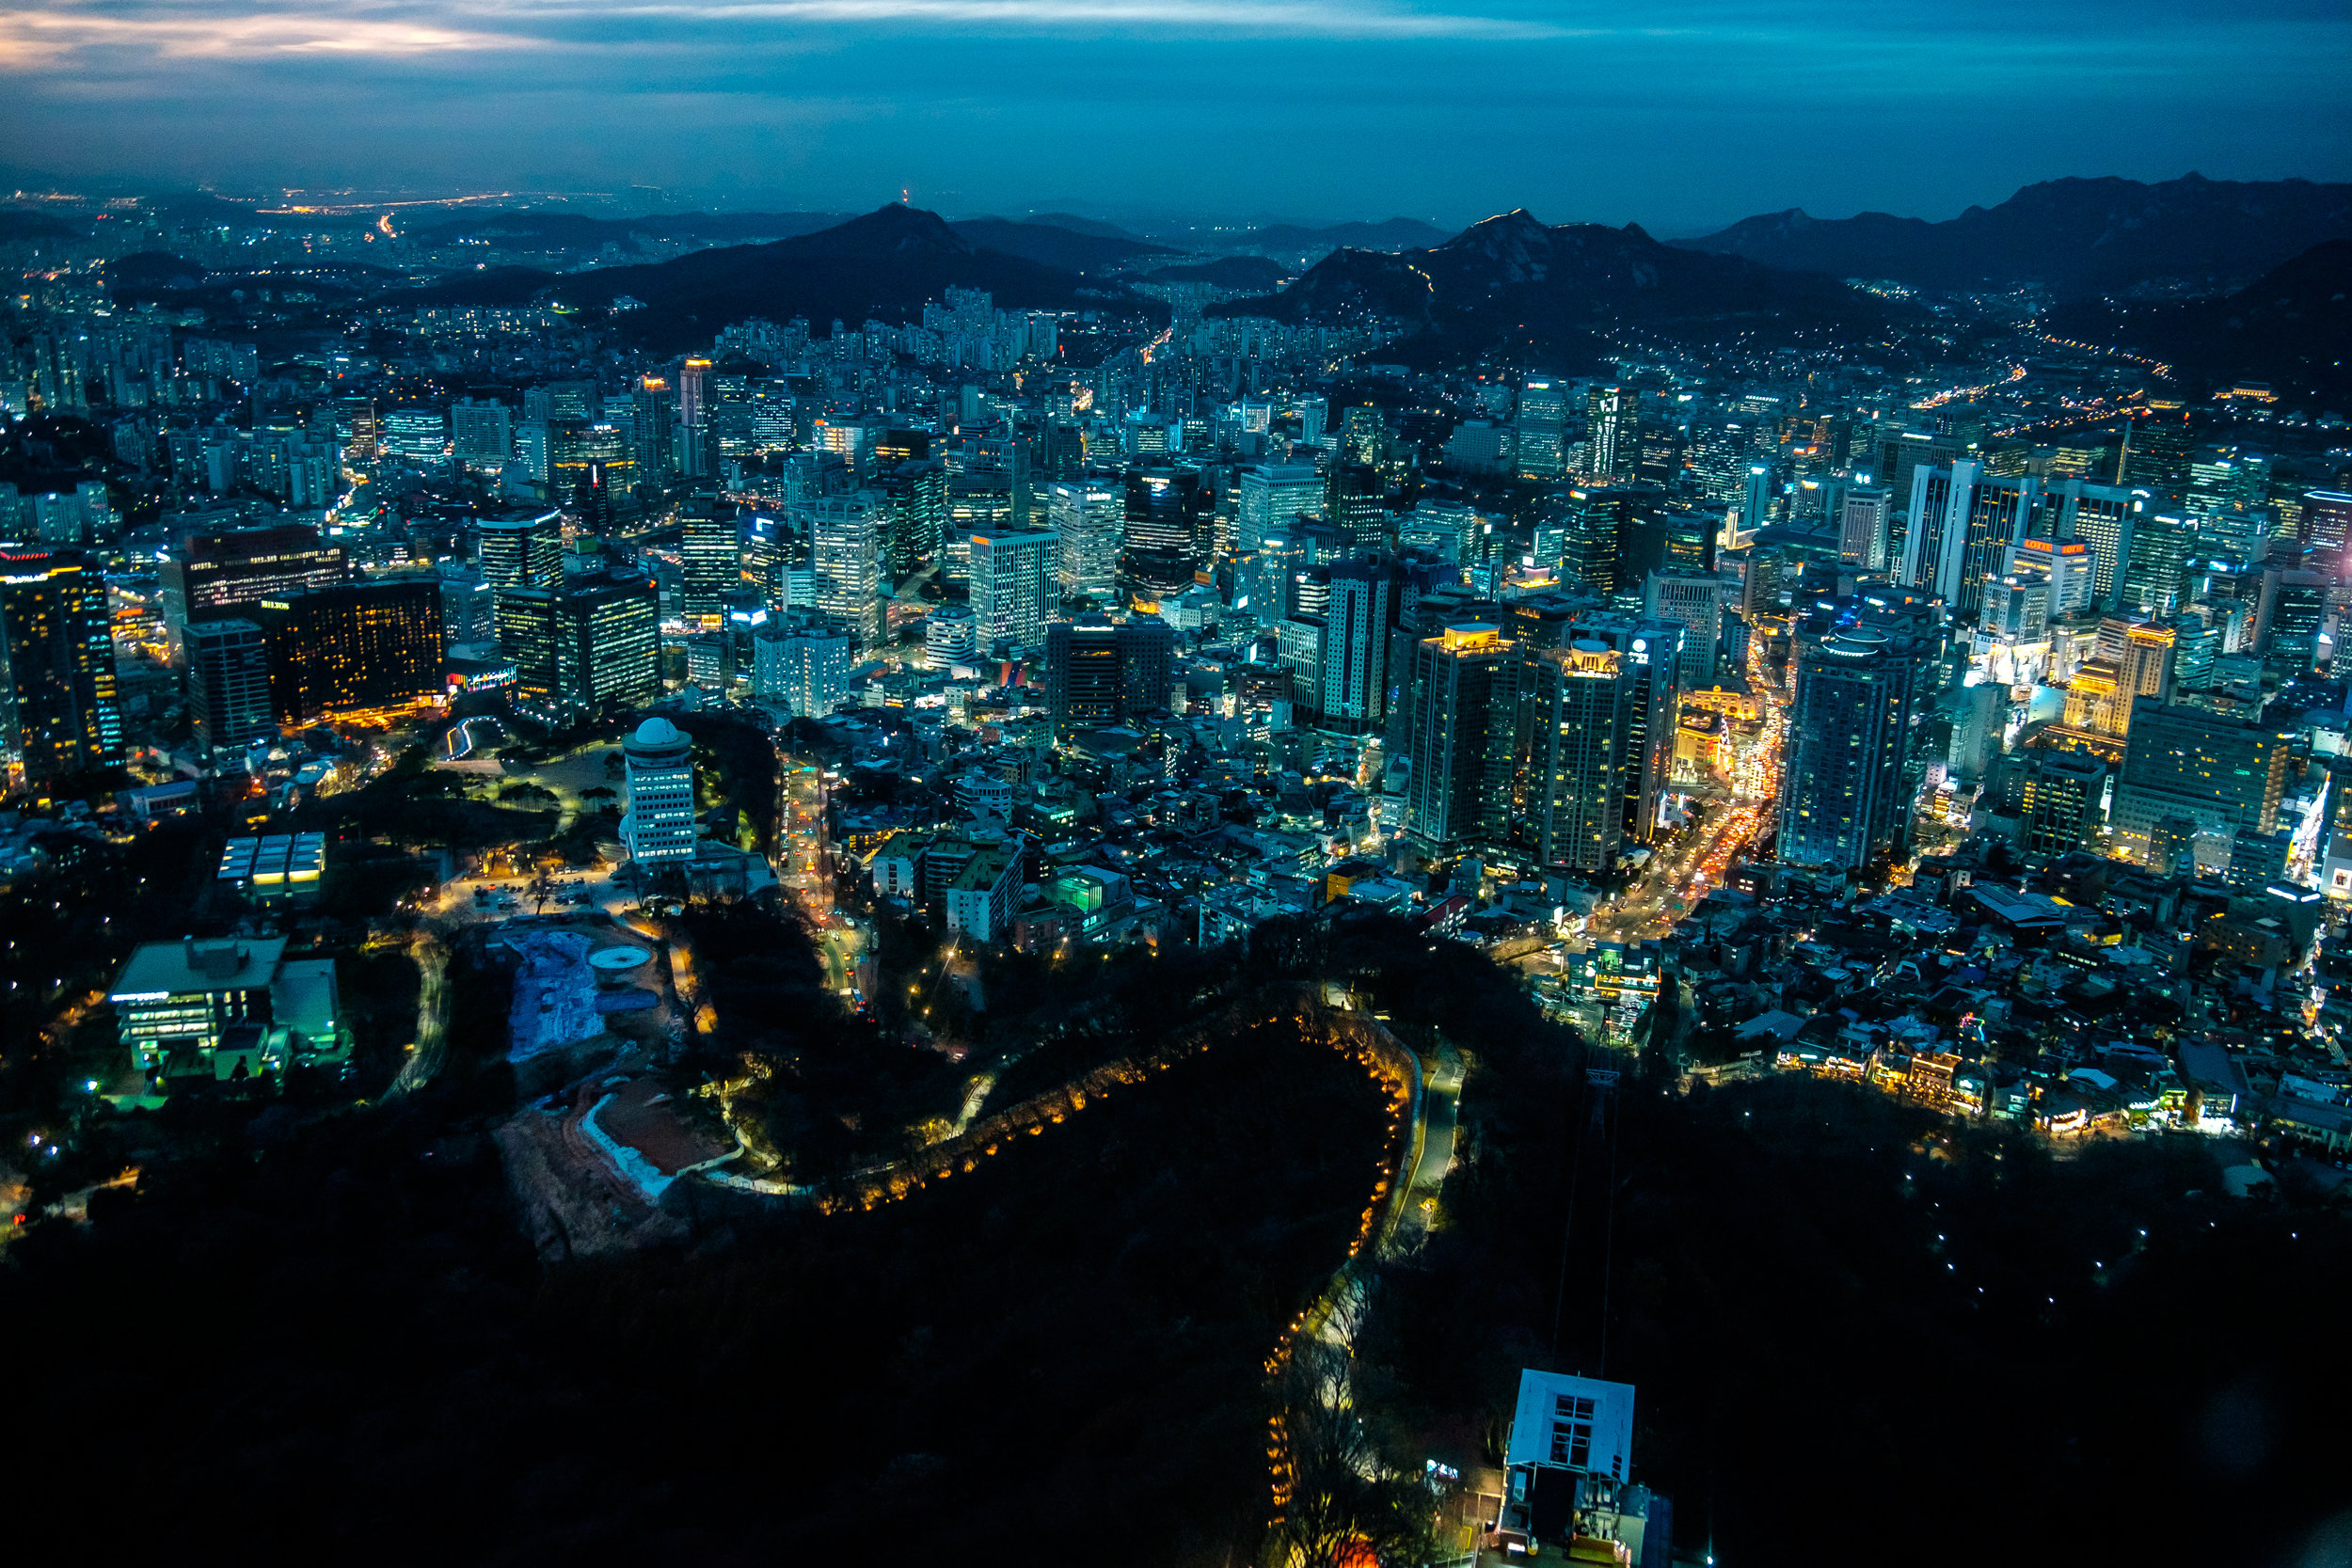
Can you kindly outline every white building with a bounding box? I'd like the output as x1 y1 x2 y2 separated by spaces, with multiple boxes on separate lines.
620 717 697 864
970 527 1058 650
752 626 852 718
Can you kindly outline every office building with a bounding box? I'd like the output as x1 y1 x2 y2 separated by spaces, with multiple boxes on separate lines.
2111 699 2296 864
1045 613 1173 735
1402 623 1520 852
2299 489 2352 576
1642 570 1735 689
677 357 711 478
452 397 512 470
1514 378 1566 480
1301 557 1395 735
498 575 660 724
620 716 697 865
2020 750 2107 857
257 580 444 726
475 510 563 592
0 547 121 786
971 527 1059 650
186 617 273 750
681 505 740 624
1121 464 1203 604
380 406 448 468
877 459 948 578
1236 463 1324 554
1583 384 1638 481
159 522 347 663
751 625 852 717
1776 631 1917 869
1047 474 1122 600
804 493 886 650
924 605 977 669
1518 641 1632 870
1837 486 1893 568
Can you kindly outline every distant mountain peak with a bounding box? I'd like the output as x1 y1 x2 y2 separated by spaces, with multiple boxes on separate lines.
814 203 972 256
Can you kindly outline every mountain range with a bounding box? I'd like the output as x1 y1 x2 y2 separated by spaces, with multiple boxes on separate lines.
2043 240 2352 407
1677 174 2352 295
1211 209 1905 368
480 204 1168 347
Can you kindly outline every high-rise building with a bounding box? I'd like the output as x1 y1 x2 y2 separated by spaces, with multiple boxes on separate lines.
1044 613 1173 735
1301 558 1395 735
1837 486 1893 568
1236 463 1324 554
677 358 712 478
1121 464 1203 604
970 528 1059 650
632 376 677 494
1046 474 1122 601
475 510 564 593
256 580 444 726
681 505 740 624
2121 508 2193 617
381 406 449 468
1776 631 1917 870
452 398 512 470
0 547 120 785
1583 384 1638 481
159 522 348 663
1517 379 1566 480
877 459 947 578
2298 490 2352 577
2020 750 2107 858
620 716 697 865
1642 570 1736 689
186 617 272 750
1518 641 1630 870
497 575 660 724
2111 698 2296 864
1402 622 1520 853
923 605 977 670
2255 564 2329 673
751 625 852 717
2122 409 2194 489
804 494 885 650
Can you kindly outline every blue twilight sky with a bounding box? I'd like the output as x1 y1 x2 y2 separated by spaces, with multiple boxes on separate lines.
3 0 2348 233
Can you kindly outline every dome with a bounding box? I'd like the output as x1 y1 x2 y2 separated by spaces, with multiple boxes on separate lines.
631 717 685 748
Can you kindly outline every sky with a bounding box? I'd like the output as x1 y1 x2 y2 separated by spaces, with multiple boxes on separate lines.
4 0 2350 234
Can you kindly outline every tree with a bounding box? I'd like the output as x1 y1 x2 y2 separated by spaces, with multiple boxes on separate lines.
1269 1336 1444 1568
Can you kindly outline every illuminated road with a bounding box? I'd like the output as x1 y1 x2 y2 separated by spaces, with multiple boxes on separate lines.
384 928 451 1099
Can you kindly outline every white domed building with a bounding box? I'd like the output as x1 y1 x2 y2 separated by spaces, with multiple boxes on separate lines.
618 717 697 865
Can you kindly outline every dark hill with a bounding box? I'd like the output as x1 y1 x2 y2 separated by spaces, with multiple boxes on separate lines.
1678 174 2352 294
1214 208 1899 368
2043 239 2352 406
948 216 1171 273
1018 211 1154 242
546 204 1165 348
410 210 850 251
0 209 87 244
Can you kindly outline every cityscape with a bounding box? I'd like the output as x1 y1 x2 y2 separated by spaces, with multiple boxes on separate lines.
4 13 2352 1562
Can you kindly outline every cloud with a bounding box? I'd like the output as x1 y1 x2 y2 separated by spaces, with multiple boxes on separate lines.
0 0 1564 69
4 7 529 63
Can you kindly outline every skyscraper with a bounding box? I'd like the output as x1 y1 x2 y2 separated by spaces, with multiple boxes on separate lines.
1776 631 1917 870
2020 750 2107 858
2111 697 2296 865
1518 641 1630 870
1642 570 1735 689
1236 463 1323 554
751 625 851 718
475 510 564 593
1517 378 1566 480
681 505 740 624
497 576 660 724
1402 623 1520 853
0 547 120 786
677 357 712 478
1583 384 1638 481
1046 474 1122 601
1121 463 1203 604
1837 486 1893 568
970 528 1058 650
159 522 348 663
1045 613 1173 736
804 494 885 650
256 580 445 726
186 618 272 750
